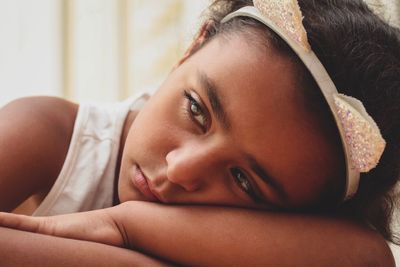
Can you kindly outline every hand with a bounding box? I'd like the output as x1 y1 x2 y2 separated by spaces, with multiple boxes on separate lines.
0 205 127 247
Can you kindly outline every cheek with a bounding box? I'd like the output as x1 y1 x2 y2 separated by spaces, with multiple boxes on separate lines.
126 99 182 158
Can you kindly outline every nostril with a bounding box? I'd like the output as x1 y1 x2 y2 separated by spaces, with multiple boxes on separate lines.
165 164 202 192
182 180 201 192
166 172 199 192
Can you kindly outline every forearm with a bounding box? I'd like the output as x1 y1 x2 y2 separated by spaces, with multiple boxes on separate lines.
116 201 394 267
0 203 394 267
0 227 171 267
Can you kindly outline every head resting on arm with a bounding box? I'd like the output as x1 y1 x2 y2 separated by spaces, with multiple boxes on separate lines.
187 0 400 242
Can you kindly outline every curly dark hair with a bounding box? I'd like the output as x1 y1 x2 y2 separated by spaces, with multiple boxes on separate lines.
195 0 400 243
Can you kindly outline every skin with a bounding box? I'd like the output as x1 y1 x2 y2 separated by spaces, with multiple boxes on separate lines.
0 25 394 266
0 96 76 213
0 202 395 266
0 227 172 267
117 32 344 210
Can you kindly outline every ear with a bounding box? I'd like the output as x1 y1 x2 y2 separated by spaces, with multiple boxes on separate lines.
174 20 215 68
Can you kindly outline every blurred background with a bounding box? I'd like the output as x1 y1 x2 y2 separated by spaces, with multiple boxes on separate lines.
0 0 398 106
0 0 208 105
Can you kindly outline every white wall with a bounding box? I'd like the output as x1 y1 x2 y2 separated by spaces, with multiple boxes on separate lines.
0 0 62 105
0 0 208 106
69 0 122 102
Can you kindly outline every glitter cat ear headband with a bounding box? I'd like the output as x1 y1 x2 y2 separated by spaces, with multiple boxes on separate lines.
221 0 386 201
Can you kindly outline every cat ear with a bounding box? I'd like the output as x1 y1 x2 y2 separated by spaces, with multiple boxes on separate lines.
253 0 310 51
221 0 386 200
333 94 386 173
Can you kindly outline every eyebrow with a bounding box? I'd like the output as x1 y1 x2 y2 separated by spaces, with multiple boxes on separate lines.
197 70 288 205
246 154 288 204
198 71 231 130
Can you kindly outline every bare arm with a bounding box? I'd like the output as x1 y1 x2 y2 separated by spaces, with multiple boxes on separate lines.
0 227 172 267
0 97 76 212
1 201 394 267
117 202 395 267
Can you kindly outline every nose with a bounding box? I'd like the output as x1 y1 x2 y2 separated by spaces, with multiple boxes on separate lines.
165 139 228 192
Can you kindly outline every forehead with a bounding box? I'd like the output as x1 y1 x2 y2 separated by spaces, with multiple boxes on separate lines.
182 34 342 206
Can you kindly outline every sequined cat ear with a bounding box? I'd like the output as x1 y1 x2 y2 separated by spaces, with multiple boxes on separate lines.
333 94 386 172
221 0 387 201
253 0 310 51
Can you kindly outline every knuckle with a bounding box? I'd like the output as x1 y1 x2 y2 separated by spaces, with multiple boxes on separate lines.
36 217 56 235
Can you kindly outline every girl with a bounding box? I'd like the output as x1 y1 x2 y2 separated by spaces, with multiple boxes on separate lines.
0 0 399 266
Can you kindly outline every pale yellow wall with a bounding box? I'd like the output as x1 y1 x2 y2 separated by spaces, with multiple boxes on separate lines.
0 0 208 105
365 0 400 28
64 0 209 103
0 0 63 105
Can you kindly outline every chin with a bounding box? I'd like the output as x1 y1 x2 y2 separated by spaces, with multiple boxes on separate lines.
118 189 141 203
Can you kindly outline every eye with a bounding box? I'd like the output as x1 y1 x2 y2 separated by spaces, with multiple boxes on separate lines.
231 168 253 195
231 168 262 203
184 90 209 131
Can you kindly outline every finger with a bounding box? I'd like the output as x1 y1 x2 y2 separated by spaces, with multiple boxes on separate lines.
0 210 125 247
0 212 46 233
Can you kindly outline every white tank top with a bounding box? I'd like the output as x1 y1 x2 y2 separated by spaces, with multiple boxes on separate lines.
33 94 148 216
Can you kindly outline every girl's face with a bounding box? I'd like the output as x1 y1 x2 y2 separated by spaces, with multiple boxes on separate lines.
118 34 344 210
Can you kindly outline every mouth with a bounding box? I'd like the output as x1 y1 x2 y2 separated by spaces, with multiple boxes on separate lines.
131 164 161 202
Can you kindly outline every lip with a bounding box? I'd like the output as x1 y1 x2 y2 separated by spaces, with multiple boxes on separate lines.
131 164 160 202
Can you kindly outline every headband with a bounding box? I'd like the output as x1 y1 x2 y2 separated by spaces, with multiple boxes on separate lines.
221 0 386 201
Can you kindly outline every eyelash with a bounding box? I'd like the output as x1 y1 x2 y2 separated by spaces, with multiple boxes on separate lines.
230 168 259 201
183 90 209 132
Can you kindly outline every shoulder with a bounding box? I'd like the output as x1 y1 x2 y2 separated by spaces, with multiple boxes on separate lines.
0 96 78 145
1 96 78 125
360 231 396 267
0 96 78 211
